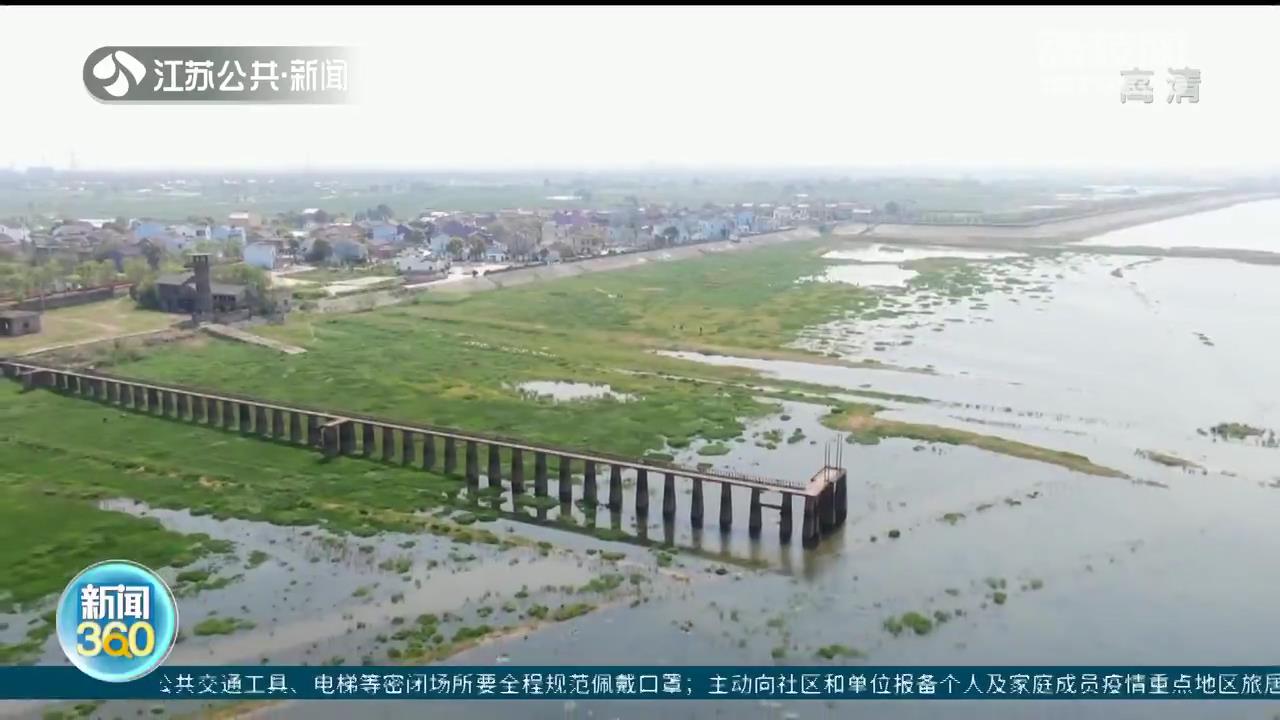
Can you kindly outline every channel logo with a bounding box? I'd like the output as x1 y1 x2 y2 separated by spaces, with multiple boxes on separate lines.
56 560 179 683
88 50 147 98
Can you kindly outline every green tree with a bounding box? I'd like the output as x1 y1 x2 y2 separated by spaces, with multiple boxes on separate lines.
446 237 464 260
466 237 487 261
305 238 332 264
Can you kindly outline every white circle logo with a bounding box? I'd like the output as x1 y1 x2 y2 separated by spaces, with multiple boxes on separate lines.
90 50 147 98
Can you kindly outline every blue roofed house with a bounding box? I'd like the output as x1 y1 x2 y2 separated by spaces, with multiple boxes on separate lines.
132 221 166 241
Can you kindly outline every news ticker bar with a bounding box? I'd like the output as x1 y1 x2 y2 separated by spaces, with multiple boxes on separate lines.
4 667 1280 700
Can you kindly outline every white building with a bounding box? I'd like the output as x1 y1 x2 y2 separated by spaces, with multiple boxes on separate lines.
393 251 450 275
244 242 278 270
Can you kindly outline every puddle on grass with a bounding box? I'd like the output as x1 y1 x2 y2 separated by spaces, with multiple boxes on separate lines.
800 264 919 288
513 381 636 403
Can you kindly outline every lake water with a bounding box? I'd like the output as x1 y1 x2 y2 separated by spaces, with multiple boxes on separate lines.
1080 198 1280 252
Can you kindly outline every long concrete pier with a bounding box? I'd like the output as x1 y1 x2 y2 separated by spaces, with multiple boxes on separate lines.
2 360 849 548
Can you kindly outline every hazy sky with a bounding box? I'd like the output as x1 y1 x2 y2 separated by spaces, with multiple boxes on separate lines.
2 6 1278 173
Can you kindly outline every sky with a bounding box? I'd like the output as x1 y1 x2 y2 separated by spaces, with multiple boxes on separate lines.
2 6 1278 175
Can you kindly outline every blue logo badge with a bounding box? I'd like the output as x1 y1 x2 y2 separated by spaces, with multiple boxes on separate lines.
56 560 179 683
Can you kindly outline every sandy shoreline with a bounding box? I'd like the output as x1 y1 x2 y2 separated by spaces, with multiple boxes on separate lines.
838 191 1278 248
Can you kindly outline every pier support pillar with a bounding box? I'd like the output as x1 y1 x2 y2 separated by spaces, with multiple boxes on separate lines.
819 483 837 533
362 423 376 458
779 493 794 544
835 472 848 526
802 496 820 549
151 388 163 415
719 483 733 533
255 405 269 436
121 383 134 407
306 415 320 447
465 440 479 487
487 443 502 489
608 465 623 512
534 452 548 497
271 408 285 438
238 403 251 433
424 434 437 471
558 457 573 504
323 424 340 459
510 450 524 495
175 393 189 420
635 469 649 517
691 479 704 529
382 426 396 463
339 421 355 455
222 400 236 429
289 411 302 444
193 396 207 424
443 437 457 475
748 488 762 538
401 431 414 466
583 461 597 506
106 382 119 404
662 473 676 521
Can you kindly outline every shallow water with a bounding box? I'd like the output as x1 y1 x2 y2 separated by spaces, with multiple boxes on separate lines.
823 245 1026 263
514 381 635 403
1080 198 1280 251
802 264 919 288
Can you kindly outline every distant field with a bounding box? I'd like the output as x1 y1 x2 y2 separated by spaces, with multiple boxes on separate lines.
0 296 177 355
1 176 1072 220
